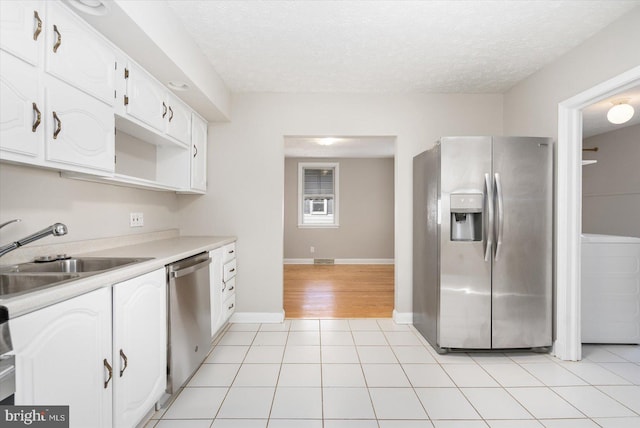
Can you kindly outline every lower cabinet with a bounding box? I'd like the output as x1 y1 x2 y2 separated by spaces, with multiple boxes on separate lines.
10 268 166 428
210 242 237 337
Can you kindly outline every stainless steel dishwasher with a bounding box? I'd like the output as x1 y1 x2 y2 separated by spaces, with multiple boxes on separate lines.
166 252 212 395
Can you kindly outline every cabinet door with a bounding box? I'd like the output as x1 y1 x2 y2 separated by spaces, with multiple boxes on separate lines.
0 0 43 66
125 62 166 132
209 248 224 337
165 93 191 145
10 287 113 428
112 269 167 428
0 50 42 160
45 1 115 105
45 76 114 173
190 114 207 192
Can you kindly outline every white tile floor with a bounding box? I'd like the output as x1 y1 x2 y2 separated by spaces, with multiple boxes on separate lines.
146 319 640 428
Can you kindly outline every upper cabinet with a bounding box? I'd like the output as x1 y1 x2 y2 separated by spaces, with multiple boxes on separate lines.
1 0 209 193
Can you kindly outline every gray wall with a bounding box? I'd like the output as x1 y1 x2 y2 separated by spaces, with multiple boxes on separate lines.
582 124 640 237
284 157 394 260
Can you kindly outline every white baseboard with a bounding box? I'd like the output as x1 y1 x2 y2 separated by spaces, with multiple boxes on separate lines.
230 311 285 324
393 310 413 324
283 258 394 265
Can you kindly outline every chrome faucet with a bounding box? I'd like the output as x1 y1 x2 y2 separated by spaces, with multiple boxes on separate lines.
0 221 68 258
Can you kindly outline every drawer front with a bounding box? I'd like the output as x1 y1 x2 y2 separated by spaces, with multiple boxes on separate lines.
222 276 236 302
222 294 235 322
222 243 236 264
223 259 237 283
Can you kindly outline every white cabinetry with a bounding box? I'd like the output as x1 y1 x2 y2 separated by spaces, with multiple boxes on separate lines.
10 268 167 428
10 287 113 428
190 113 207 193
0 0 43 67
165 92 191 144
210 242 237 336
123 62 166 132
112 269 166 428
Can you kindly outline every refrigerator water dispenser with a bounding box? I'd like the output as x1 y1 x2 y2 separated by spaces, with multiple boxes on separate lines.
450 193 483 241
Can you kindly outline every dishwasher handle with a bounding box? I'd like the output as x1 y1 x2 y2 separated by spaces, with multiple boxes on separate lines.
169 258 212 279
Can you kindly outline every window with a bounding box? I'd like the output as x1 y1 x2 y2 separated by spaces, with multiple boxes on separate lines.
298 162 339 227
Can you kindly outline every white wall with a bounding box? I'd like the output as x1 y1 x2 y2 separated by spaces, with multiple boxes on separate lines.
582 124 640 238
0 163 180 248
178 93 503 318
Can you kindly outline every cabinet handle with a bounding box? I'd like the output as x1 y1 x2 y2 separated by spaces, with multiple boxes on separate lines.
193 144 198 158
33 11 42 41
52 111 61 139
229 268 236 273
228 286 234 291
53 24 61 53
228 303 234 310
32 102 41 132
228 250 235 254
103 359 112 389
168 106 174 122
119 349 128 377
162 102 167 118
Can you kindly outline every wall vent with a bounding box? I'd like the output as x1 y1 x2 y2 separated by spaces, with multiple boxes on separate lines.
314 258 335 265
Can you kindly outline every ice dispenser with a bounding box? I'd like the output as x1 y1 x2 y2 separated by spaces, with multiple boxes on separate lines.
450 193 483 241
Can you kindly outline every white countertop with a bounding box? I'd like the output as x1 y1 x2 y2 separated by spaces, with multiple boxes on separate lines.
1 235 236 319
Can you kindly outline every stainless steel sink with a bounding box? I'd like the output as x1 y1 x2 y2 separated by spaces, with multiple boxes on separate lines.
4 257 150 274
0 273 80 298
0 257 153 298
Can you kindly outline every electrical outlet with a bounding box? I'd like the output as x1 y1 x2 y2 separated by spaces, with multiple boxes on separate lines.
129 212 144 227
310 246 315 253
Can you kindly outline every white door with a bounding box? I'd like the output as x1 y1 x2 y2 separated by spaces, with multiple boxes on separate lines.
45 1 115 105
125 62 166 132
0 50 42 159
209 248 224 336
10 287 113 428
45 76 114 173
165 93 191 145
112 269 167 428
190 114 207 192
0 0 43 66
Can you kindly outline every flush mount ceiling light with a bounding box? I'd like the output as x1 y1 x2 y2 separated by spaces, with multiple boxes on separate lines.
607 98 635 124
65 0 110 16
167 81 189 92
317 137 339 146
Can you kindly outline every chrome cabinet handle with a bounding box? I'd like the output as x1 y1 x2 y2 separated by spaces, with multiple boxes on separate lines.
168 106 174 122
119 349 128 377
53 24 61 53
193 144 198 158
52 111 61 139
162 102 167 118
32 102 41 132
33 11 42 41
103 359 112 389
483 173 494 262
494 172 504 261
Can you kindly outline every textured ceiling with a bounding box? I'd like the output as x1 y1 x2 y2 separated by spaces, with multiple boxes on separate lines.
583 86 640 138
166 0 639 94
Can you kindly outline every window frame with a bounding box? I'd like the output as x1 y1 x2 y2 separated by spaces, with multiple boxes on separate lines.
297 162 340 228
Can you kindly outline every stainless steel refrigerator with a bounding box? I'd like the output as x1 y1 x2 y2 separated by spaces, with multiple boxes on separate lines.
413 136 553 351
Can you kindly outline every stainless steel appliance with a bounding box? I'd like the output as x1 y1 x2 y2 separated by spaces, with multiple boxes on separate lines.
166 252 212 394
413 136 553 352
0 305 14 404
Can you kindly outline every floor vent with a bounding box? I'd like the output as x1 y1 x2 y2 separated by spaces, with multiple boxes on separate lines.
314 258 335 265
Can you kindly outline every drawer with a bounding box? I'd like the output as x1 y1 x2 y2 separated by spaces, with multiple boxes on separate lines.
222 243 236 264
223 258 237 282
222 294 235 322
222 276 236 301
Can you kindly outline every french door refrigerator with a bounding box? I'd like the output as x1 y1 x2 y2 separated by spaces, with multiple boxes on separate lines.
413 136 553 352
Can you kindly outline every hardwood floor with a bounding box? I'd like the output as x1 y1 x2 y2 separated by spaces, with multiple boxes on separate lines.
283 264 394 318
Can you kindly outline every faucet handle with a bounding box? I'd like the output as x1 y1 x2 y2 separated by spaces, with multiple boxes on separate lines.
0 219 21 230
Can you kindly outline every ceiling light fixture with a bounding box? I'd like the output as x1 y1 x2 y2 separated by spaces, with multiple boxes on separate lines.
167 81 190 91
65 0 110 16
607 98 635 124
318 137 338 146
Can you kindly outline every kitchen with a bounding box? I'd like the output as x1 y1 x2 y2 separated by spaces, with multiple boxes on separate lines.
1 1 640 427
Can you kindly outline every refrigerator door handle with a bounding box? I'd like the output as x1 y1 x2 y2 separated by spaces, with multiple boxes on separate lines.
483 173 494 262
494 172 504 261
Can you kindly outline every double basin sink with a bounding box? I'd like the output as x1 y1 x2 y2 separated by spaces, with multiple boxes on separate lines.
0 257 152 298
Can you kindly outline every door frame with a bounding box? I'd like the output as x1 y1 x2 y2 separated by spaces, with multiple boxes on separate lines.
555 65 640 361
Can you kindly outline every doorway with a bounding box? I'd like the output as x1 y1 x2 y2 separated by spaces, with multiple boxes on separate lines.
282 136 396 318
556 65 640 361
